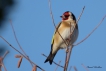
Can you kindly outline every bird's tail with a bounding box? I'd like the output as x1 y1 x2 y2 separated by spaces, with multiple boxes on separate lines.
44 52 56 65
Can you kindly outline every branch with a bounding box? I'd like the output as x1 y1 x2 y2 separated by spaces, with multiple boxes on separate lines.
63 6 86 71
2 51 9 60
17 56 23 68
68 6 85 45
32 65 37 71
2 63 7 71
42 54 64 68
48 0 68 46
9 19 33 67
69 66 72 71
0 36 45 71
9 20 28 57
81 64 89 71
54 61 61 71
0 51 9 71
77 6 85 23
74 15 106 46
64 45 73 71
73 66 77 71
0 57 2 71
15 55 22 58
48 2 86 71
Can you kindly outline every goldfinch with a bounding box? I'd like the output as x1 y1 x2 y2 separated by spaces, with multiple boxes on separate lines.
44 11 79 65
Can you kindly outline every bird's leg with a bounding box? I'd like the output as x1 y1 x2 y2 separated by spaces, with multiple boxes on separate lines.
65 39 70 53
65 47 69 53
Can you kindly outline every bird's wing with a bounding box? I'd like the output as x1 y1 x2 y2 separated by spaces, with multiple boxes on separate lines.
75 23 78 30
45 22 62 64
51 22 62 45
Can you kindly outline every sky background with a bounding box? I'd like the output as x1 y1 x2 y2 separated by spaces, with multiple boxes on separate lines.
0 0 106 71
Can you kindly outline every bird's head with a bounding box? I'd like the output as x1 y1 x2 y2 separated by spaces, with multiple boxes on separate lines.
60 11 76 21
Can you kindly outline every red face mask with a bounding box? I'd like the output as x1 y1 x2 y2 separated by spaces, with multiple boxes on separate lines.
60 12 70 20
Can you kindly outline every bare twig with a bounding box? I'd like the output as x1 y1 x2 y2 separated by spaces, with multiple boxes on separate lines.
48 0 68 46
15 55 22 58
9 19 27 56
48 0 72 70
32 65 37 71
69 66 72 71
74 15 106 46
18 56 23 68
64 6 85 71
2 51 9 60
74 66 77 71
42 54 64 68
0 51 9 71
81 64 89 71
68 6 85 46
64 45 73 71
54 61 61 71
63 6 85 71
77 6 85 23
48 1 86 71
9 19 33 67
0 36 45 71
0 66 1 71
0 57 2 71
2 63 7 71
15 55 23 68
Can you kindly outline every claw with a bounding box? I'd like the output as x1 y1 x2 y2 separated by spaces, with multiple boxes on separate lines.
65 48 69 53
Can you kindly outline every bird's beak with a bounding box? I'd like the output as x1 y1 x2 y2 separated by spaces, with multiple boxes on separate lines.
60 15 65 18
60 16 62 18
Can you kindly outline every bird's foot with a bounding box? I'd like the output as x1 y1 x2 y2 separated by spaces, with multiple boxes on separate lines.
65 48 69 53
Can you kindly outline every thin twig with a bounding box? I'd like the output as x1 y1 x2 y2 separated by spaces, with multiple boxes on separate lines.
77 6 85 23
9 19 33 67
48 0 71 70
0 51 9 71
73 66 77 71
64 52 68 71
63 7 85 70
32 65 37 71
0 66 1 71
81 64 89 71
54 61 61 71
48 1 86 71
0 36 45 71
0 57 2 71
2 63 7 71
9 20 27 56
42 54 64 68
48 1 72 70
69 66 72 71
74 15 106 46
64 45 73 71
48 0 68 46
64 6 85 70
18 57 23 68
68 6 85 46
15 55 22 58
2 51 9 60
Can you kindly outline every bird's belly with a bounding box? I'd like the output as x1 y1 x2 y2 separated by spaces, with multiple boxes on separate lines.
59 28 78 49
61 28 70 40
59 28 70 49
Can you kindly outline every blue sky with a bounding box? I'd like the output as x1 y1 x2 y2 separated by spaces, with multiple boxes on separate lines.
0 0 106 71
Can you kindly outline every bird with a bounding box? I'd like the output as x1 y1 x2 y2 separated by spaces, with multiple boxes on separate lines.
44 11 79 65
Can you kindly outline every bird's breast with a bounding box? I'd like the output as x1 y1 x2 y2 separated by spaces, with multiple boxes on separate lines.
58 23 78 49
